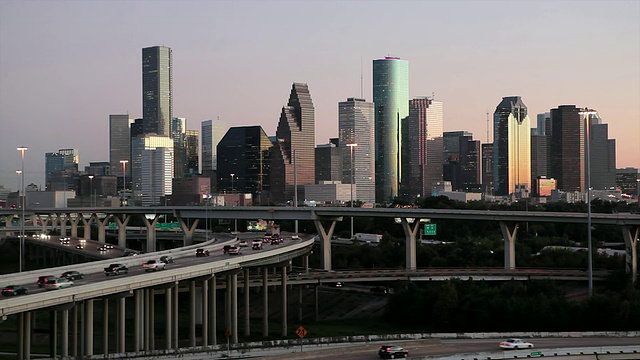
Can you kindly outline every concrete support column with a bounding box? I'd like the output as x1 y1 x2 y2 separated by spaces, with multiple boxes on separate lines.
141 214 160 253
96 214 110 243
262 269 269 337
172 283 179 349
165 287 172 350
313 219 337 271
49 310 57 359
189 280 196 347
18 313 24 360
144 289 150 351
231 273 238 344
622 225 640 283
298 286 303 322
304 255 309 273
102 299 109 355
244 268 250 337
209 275 217 346
281 265 288 337
117 297 125 353
70 214 80 238
134 290 141 352
80 216 90 240
61 309 69 358
225 276 231 333
115 215 131 248
59 213 67 237
400 218 421 270
84 299 94 356
499 221 518 269
315 285 319 321
202 280 209 346
177 217 199 246
72 305 78 356
24 312 31 360
149 289 155 350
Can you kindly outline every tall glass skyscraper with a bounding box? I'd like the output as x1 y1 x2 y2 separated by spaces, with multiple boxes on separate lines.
339 98 375 203
131 134 174 206
373 56 409 202
142 46 172 136
493 96 531 197
201 118 226 172
549 105 585 192
109 114 133 178
171 117 187 178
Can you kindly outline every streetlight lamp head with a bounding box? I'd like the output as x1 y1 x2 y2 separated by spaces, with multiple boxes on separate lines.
17 146 28 151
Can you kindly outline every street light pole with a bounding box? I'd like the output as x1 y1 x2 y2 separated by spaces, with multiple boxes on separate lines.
120 160 128 206
581 109 597 297
293 150 298 234
230 173 235 193
17 146 27 273
347 143 358 239
88 175 94 207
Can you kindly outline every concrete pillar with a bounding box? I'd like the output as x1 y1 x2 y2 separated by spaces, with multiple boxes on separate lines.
244 268 250 337
500 221 518 269
225 276 231 333
134 290 141 352
304 255 309 273
165 287 172 350
115 215 131 248
96 214 110 243
18 313 24 360
262 269 268 337
177 217 199 246
315 285 319 321
172 283 179 348
141 214 160 253
24 312 31 360
70 214 80 238
84 299 94 356
189 280 196 347
400 218 421 271
73 305 78 356
59 213 67 237
202 280 209 346
144 289 150 351
231 273 238 344
102 299 109 355
149 289 155 350
118 297 125 353
622 225 640 283
81 216 91 240
313 219 337 271
209 275 217 346
62 309 69 358
298 286 303 322
281 266 288 337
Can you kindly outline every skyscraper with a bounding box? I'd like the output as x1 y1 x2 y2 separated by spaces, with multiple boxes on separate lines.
315 139 342 183
131 134 174 206
109 114 133 178
185 129 199 175
549 105 585 192
373 56 409 202
201 118 225 172
270 83 315 204
481 143 494 194
493 96 531 196
442 132 480 191
530 133 548 195
338 98 375 203
401 97 443 200
171 117 187 178
588 112 616 190
142 46 172 136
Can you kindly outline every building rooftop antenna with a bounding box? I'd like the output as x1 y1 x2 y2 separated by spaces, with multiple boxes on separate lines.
486 110 490 143
360 56 363 99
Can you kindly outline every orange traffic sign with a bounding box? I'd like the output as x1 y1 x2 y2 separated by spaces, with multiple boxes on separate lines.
296 325 307 338
225 328 231 339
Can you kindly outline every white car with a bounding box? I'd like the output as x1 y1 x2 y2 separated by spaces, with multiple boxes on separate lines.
143 259 166 272
291 234 300 240
499 338 534 349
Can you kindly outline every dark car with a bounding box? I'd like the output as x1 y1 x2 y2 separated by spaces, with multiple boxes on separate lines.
378 345 408 359
37 275 57 288
371 286 389 294
196 248 210 257
104 263 128 276
222 245 232 254
270 238 280 245
61 270 84 280
2 285 28 296
160 255 174 263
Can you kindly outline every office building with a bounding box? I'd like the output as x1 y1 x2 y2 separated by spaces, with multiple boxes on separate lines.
45 152 65 187
401 97 443 200
109 114 133 177
185 129 199 175
84 162 111 176
201 118 226 172
217 126 272 202
270 83 315 204
315 140 342 183
339 98 375 203
588 112 616 190
536 112 551 136
549 105 585 192
442 132 480 191
171 117 187 178
131 134 174 206
373 56 409 202
530 133 547 196
481 143 494 195
616 167 639 196
493 96 531 196
142 46 172 136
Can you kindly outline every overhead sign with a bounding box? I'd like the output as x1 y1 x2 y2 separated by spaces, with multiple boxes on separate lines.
295 325 307 338
424 223 437 236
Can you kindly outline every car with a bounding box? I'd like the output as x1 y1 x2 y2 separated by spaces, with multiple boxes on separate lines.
103 243 114 249
61 270 84 280
75 244 84 250
238 240 248 247
227 246 242 255
37 275 57 288
499 338 534 349
371 286 389 294
334 282 344 288
223 245 232 254
104 263 128 276
271 234 284 243
262 235 272 243
143 259 166 272
195 248 210 257
252 240 262 250
60 238 70 245
2 285 28 296
291 234 300 240
378 345 408 359
123 250 141 257
160 255 174 263
98 245 108 251
270 238 280 245
45 277 74 290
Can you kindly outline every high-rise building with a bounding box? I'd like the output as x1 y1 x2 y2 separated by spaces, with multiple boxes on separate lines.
442 132 480 191
270 83 315 204
549 105 585 192
588 112 616 190
373 56 409 202
401 97 443 200
142 46 172 136
530 133 548 196
315 140 342 183
536 112 550 136
131 134 174 206
109 114 133 177
481 143 494 194
201 118 226 172
58 149 79 172
217 126 272 202
339 98 375 203
185 129 199 175
171 117 187 178
45 152 65 188
493 96 531 196
616 167 639 196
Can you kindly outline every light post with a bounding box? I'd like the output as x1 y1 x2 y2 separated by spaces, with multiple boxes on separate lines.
88 175 94 207
230 173 235 193
347 143 358 239
581 109 597 297
293 150 298 234
120 160 128 206
17 146 27 273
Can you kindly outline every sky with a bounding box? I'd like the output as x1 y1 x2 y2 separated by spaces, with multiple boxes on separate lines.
1 0 639 191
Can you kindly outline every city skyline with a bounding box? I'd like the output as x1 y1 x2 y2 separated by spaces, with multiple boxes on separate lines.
1 0 639 189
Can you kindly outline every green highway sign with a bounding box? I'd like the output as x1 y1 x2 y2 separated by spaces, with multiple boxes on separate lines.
423 223 437 236
530 351 542 356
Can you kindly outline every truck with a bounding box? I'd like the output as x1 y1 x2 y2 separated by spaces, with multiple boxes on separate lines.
353 233 383 243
